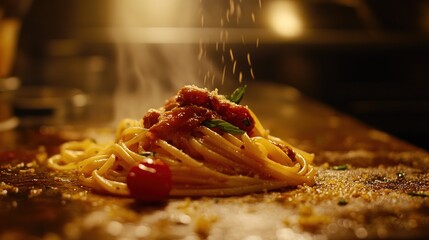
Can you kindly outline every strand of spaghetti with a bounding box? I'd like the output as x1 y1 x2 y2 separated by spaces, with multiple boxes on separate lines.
242 134 296 168
91 170 129 196
164 155 250 184
196 127 264 170
201 138 270 180
235 136 311 183
48 152 108 171
78 175 99 189
256 159 308 183
97 154 116 175
304 164 316 181
47 155 79 170
119 127 143 141
61 150 80 162
252 137 294 166
222 133 244 147
248 108 269 138
292 166 315 186
120 126 144 136
156 141 259 186
170 181 288 196
80 159 108 176
104 174 126 183
295 153 308 176
102 167 127 182
179 127 306 185
60 139 94 151
156 139 204 168
171 176 265 188
62 148 90 163
171 182 259 191
198 136 253 169
123 130 146 147
66 150 103 162
201 133 307 184
199 127 305 181
172 176 232 186
108 143 139 168
169 167 263 185
119 141 148 162
150 152 183 166
241 133 270 160
77 155 110 173
60 140 105 161
115 119 141 141
188 137 251 172
268 135 314 163
157 139 266 185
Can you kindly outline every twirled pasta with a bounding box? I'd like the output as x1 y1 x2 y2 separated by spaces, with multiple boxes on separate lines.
48 85 315 197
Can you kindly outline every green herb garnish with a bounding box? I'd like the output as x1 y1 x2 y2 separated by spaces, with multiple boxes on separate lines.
204 119 245 135
332 164 348 171
338 198 348 206
227 85 247 104
408 192 429 198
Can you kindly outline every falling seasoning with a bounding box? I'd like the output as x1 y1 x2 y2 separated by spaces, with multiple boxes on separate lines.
232 61 237 74
229 0 235 16
247 53 252 66
199 0 261 86
236 3 242 23
211 74 215 85
198 40 204 61
221 66 226 85
250 68 255 79
229 49 235 61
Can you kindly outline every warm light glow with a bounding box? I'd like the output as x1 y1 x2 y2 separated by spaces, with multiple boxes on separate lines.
267 1 303 37
110 0 198 27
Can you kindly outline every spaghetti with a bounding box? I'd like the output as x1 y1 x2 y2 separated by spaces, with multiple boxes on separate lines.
48 85 315 200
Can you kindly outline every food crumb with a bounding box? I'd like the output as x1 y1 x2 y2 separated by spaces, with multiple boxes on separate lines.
0 182 19 195
298 214 331 232
0 189 7 196
19 168 35 174
29 188 43 198
178 197 192 210
194 214 218 238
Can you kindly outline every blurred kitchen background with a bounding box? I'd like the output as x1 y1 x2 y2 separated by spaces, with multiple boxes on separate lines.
1 0 429 150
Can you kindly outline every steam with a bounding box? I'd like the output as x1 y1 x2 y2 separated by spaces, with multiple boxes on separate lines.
114 43 203 122
111 0 204 123
111 0 256 123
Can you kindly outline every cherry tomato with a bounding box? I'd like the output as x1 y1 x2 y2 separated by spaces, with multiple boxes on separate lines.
126 158 172 202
